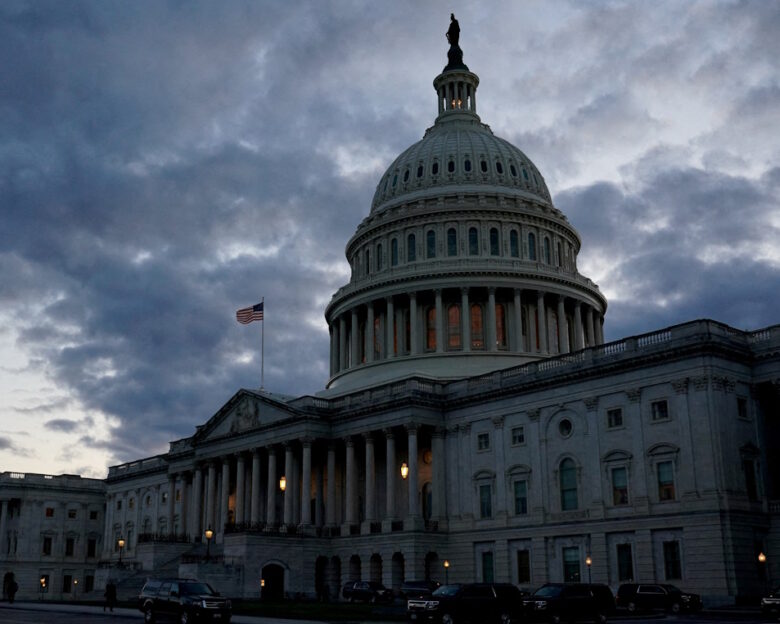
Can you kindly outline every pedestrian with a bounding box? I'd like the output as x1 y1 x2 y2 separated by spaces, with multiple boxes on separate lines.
8 579 17 604
104 580 117 612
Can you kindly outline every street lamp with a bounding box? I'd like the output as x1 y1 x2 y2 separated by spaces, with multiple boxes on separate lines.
585 555 592 584
39 576 46 601
117 536 125 566
443 559 450 584
73 578 78 601
759 552 768 595
205 526 214 561
279 475 287 491
400 462 409 480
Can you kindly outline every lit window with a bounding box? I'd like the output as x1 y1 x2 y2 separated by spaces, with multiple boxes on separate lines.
514 480 528 515
67 509 77 519
651 400 669 421
468 227 479 255
447 304 461 349
477 432 490 451
510 230 519 257
490 228 499 255
607 408 623 428
447 228 457 256
657 461 675 501
528 233 536 260
511 426 525 445
471 304 484 350
560 458 578 510
426 308 436 351
479 484 492 518
612 467 629 505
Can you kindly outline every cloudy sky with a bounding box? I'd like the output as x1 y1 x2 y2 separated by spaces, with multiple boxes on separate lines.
2 1 778 478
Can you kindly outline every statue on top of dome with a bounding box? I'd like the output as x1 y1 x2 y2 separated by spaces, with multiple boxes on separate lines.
444 13 468 72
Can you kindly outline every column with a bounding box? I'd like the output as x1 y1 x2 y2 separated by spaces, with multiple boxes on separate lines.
574 302 585 350
385 430 396 521
345 437 357 525
386 297 395 358
513 289 523 352
221 459 230 532
435 289 444 353
103 494 113 556
301 439 312 525
206 463 216 532
235 454 245 525
191 467 203 540
487 287 497 351
536 291 548 354
314 461 324 527
407 425 420 519
266 448 277 525
366 302 375 363
586 306 595 347
364 434 376 523
283 444 294 525
409 293 419 355
250 449 261 524
351 308 360 367
461 288 471 352
557 296 570 353
596 314 604 345
431 429 446 521
339 316 347 370
178 475 188 537
330 326 338 375
166 474 176 534
0 500 7 555
326 443 337 526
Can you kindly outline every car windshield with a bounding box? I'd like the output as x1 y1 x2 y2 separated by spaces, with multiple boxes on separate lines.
661 585 681 593
534 585 563 598
433 584 461 597
181 582 215 595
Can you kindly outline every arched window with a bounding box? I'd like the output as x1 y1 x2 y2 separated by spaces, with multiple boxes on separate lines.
560 458 578 511
426 307 436 351
528 232 537 261
495 161 503 174
391 238 398 266
447 228 457 256
376 243 383 271
365 249 370 275
496 304 507 348
510 230 519 257
464 159 472 172
403 169 409 182
417 165 424 178
480 160 488 173
426 230 436 258
447 304 461 349
469 227 479 255
471 303 484 350
407 233 416 262
544 237 551 264
432 161 439 175
557 241 562 267
489 228 500 256
447 160 455 173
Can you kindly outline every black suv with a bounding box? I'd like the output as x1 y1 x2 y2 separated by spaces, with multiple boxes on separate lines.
407 583 525 624
401 580 442 600
342 580 393 603
524 583 615 623
138 578 232 623
616 583 702 613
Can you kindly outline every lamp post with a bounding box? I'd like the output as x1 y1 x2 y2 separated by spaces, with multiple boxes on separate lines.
279 475 287 491
400 462 409 480
117 536 125 566
39 576 46 601
73 578 78 601
759 552 768 595
205 526 214 562
443 559 450 585
585 555 592 584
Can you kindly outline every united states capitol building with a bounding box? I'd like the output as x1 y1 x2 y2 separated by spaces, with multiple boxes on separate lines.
2 26 779 606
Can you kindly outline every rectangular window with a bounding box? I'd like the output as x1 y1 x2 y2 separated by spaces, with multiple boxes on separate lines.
67 509 77 519
116 500 122 511
517 549 531 584
657 461 675 501
514 480 528 515
176 489 182 502
651 400 669 421
482 551 494 583
737 397 748 420
89 510 98 521
65 538 74 556
562 546 580 582
45 507 54 518
42 537 52 555
62 574 72 593
511 426 525 445
744 459 759 501
85 574 95 593
607 408 623 428
612 467 629 506
477 432 490 451
479 484 492 519
128 498 134 509
617 544 634 581
87 538 97 558
663 540 682 579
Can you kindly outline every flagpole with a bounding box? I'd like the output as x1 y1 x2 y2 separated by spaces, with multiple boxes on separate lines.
260 297 265 390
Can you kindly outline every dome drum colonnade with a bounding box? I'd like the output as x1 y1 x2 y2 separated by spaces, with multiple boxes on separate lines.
326 61 606 390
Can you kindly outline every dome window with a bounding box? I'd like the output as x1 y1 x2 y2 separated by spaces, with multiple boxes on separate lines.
544 237 552 264
480 160 488 173
490 228 500 256
510 231 519 258
403 169 410 183
365 249 371 275
426 229 436 259
407 233 416 262
495 161 504 175
469 227 479 255
391 239 399 266
522 168 529 181
417 165 424 178
464 159 472 172
528 232 537 261
392 174 398 187
510 164 518 177
447 228 458 256
376 243 383 271
448 160 455 173
432 162 439 175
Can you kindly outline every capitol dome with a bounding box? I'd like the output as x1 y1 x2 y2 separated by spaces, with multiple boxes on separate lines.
324 40 607 392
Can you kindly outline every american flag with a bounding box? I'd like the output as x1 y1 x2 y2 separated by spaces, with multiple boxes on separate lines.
236 301 264 324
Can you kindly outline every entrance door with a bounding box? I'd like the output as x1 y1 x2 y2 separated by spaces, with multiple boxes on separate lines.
261 563 285 601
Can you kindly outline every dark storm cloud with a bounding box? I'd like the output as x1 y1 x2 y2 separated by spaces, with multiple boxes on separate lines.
44 418 79 433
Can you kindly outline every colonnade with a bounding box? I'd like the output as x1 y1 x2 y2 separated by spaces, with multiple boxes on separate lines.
329 287 605 376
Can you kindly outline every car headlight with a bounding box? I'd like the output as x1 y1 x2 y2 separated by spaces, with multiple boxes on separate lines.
426 601 440 610
535 601 548 609
681 596 690 602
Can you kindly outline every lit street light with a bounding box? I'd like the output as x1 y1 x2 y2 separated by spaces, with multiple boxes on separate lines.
205 526 214 562
400 462 409 480
117 536 125 566
585 555 592 584
443 559 450 584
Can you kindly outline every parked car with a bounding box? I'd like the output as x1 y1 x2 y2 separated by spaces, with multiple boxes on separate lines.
524 583 614 623
761 586 780 616
342 580 393 603
138 577 231 623
407 582 525 624
401 580 442 600
615 583 702 613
